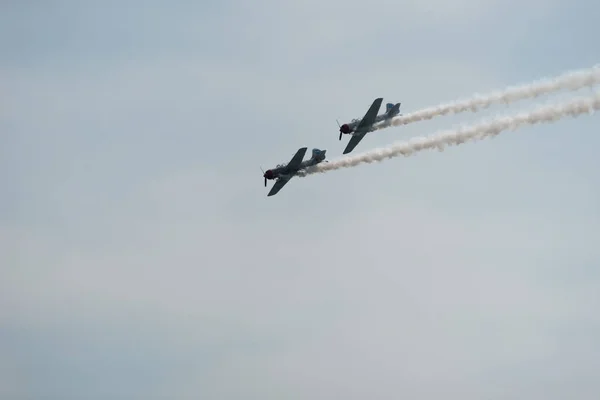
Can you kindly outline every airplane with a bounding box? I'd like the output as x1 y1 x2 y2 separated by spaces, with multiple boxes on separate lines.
262 147 327 196
337 98 401 154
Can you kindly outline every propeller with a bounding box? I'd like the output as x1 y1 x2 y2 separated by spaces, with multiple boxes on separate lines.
337 119 342 140
260 167 266 187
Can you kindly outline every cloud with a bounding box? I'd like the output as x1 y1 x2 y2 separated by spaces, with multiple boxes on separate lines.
4 162 599 398
2 0 600 399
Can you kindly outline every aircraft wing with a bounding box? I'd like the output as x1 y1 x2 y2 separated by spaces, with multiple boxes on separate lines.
355 97 383 133
286 147 308 170
268 176 292 196
343 132 367 154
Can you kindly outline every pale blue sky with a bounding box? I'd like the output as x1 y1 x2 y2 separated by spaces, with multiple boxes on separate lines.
2 1 600 399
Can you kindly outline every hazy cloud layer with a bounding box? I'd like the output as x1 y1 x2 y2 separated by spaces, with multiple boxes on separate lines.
2 1 600 399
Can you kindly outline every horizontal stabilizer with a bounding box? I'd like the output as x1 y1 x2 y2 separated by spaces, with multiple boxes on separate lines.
386 102 401 116
311 148 326 159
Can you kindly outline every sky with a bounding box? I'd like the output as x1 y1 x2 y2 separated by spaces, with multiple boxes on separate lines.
2 1 600 399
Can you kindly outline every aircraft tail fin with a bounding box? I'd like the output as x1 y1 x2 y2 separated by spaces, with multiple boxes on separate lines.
311 148 327 161
386 102 401 116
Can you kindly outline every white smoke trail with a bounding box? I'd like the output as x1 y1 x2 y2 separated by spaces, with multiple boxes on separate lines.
373 65 600 129
299 92 600 176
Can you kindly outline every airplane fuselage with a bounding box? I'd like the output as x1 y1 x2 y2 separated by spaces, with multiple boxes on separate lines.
263 149 326 182
339 102 401 136
340 113 388 135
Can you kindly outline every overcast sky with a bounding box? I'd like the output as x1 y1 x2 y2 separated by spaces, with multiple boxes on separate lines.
2 1 600 399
